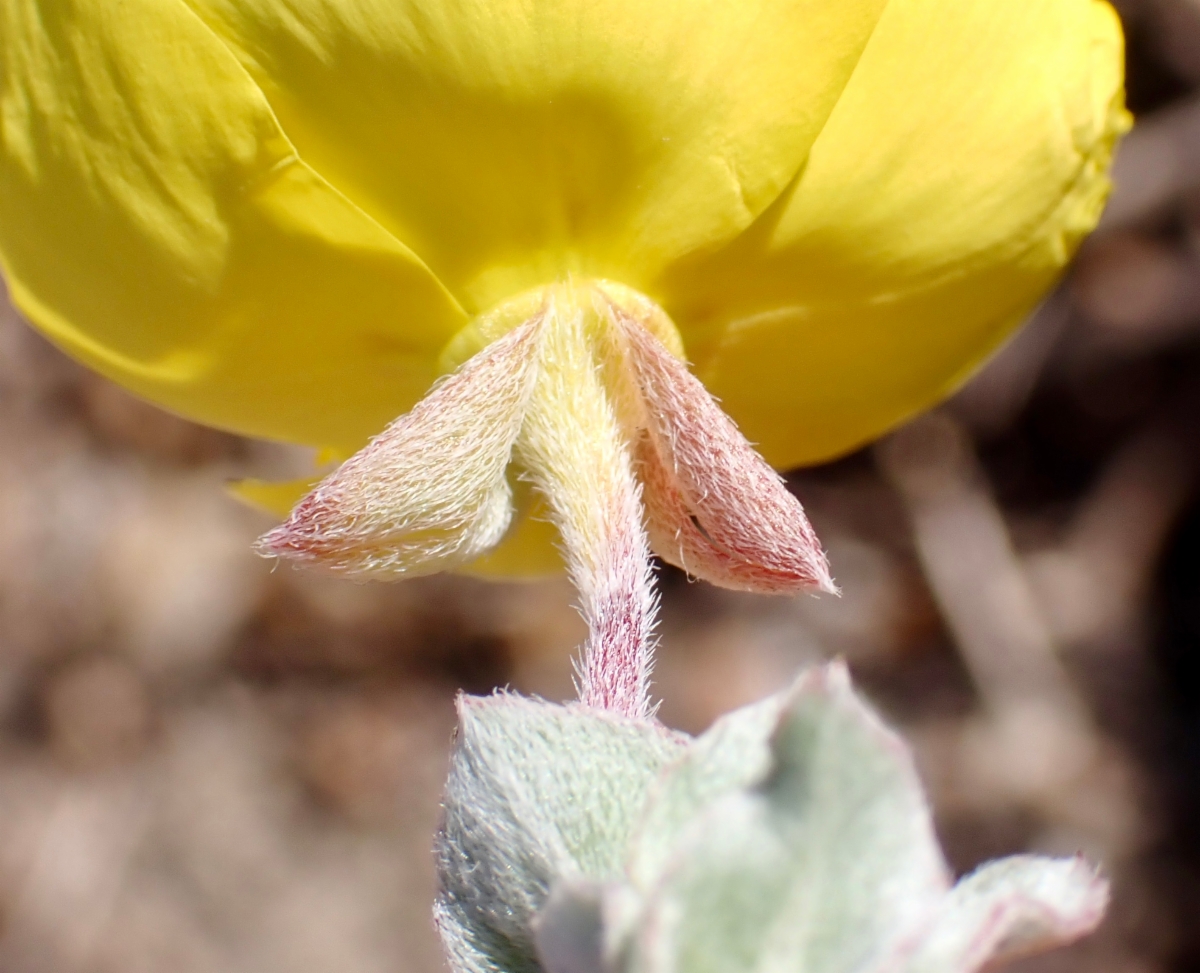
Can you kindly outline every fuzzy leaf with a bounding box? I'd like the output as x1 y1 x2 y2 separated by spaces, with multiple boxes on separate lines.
626 682 793 889
436 666 1107 973
435 693 685 973
899 856 1108 973
622 663 951 973
533 879 609 973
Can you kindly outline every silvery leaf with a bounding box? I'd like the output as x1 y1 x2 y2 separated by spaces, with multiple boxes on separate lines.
621 663 951 973
435 666 1107 973
898 855 1108 973
435 692 685 973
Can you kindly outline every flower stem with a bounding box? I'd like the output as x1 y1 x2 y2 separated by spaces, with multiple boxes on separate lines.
516 292 658 719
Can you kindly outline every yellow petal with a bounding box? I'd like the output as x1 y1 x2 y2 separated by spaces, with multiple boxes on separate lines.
0 0 467 454
184 0 887 313
459 494 565 580
658 0 1129 469
229 476 320 518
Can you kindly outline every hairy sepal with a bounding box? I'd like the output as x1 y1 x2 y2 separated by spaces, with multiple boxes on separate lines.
437 665 1106 973
611 307 835 595
256 318 542 578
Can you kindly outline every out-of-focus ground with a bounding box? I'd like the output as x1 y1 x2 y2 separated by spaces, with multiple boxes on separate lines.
3 3 1200 970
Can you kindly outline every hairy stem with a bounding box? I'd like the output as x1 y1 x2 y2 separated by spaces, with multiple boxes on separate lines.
517 293 658 719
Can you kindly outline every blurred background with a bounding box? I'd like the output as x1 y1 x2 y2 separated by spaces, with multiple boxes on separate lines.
2 1 1200 969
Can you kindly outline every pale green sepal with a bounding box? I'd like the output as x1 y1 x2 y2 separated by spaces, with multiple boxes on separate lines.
435 693 686 973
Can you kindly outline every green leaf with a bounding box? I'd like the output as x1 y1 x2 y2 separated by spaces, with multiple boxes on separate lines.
435 692 685 973
435 666 1108 973
626 685 792 890
899 855 1108 973
622 663 951 973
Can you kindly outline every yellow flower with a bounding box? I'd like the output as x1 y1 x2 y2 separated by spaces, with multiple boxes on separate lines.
1 0 1127 573
1 0 1127 447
